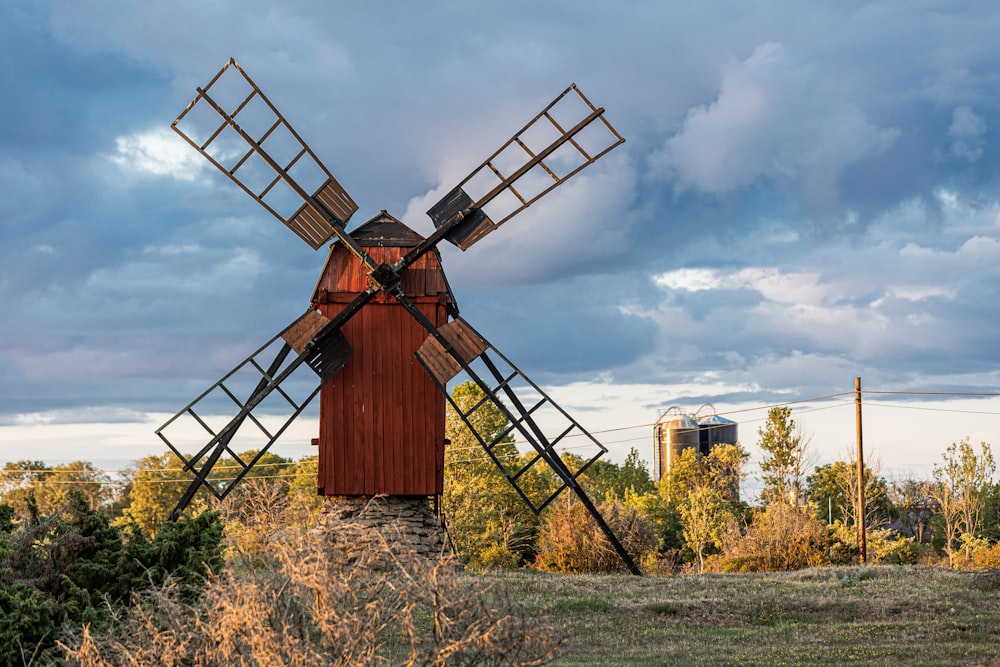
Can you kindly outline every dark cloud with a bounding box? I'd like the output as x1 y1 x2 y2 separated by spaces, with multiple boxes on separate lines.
3 1 1000 471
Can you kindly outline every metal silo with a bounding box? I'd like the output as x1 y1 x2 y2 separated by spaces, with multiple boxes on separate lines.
694 404 738 456
652 407 700 481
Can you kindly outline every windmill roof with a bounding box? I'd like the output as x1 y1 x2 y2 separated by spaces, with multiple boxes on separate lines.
348 210 425 247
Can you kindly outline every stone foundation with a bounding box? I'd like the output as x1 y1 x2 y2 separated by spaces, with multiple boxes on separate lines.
314 495 452 570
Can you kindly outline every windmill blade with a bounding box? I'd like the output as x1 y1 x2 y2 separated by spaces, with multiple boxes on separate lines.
409 311 641 575
158 303 364 519
172 58 368 260
427 84 625 250
413 316 605 513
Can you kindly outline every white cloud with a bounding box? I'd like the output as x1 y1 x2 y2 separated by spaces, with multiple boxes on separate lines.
652 42 899 208
10 406 148 426
109 127 207 181
653 268 722 292
654 266 834 307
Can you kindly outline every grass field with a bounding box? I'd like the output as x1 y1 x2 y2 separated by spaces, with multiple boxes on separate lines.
480 566 1000 666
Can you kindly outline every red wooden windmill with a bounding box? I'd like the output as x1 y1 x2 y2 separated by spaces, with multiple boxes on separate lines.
156 59 639 574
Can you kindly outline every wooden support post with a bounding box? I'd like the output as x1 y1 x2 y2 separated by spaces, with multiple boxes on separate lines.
855 376 868 565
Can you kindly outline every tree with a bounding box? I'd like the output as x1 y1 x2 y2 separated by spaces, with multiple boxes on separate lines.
757 407 810 506
805 459 893 530
442 382 538 568
119 452 201 537
1 461 110 522
888 476 936 543
582 447 655 501
931 438 996 562
285 455 324 518
0 490 222 664
654 444 748 567
717 502 826 572
658 444 748 505
0 460 51 522
680 485 733 573
622 487 678 556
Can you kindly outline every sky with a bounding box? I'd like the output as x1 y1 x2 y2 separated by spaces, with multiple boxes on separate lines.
2 1 1000 486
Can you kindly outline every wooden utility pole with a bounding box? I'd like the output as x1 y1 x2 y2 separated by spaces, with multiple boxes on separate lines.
855 376 867 564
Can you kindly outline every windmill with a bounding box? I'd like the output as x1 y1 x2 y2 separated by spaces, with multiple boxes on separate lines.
157 58 640 575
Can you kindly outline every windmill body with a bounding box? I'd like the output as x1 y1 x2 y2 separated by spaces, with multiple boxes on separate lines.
312 212 452 496
158 58 642 574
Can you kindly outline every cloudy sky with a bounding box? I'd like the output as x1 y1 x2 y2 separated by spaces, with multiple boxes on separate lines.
3 1 1000 482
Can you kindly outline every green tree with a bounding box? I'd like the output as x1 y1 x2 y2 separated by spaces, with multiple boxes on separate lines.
757 407 810 506
932 438 996 562
985 481 1000 542
1 460 110 522
658 444 748 505
622 487 677 554
286 455 324 517
443 382 538 568
680 485 733 573
0 460 50 522
582 447 655 501
654 444 748 567
119 452 200 537
805 460 893 529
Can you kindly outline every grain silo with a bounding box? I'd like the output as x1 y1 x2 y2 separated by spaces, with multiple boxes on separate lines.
652 407 700 481
694 404 738 456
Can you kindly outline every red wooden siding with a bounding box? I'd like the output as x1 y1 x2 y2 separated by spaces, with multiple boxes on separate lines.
313 230 451 496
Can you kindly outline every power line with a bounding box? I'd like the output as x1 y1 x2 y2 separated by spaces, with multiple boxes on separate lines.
864 403 1000 416
4 385 998 478
864 390 1000 397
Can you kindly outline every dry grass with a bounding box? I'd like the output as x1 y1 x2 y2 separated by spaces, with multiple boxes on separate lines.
57 487 562 667
487 565 1000 666
59 536 562 666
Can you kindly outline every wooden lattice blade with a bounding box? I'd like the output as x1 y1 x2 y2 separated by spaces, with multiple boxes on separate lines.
426 83 625 250
157 309 353 517
171 58 358 250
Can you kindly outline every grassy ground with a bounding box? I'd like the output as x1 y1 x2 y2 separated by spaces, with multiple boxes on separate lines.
479 566 1000 667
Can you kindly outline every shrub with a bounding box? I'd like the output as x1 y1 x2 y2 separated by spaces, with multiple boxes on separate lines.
0 492 222 664
867 528 921 565
951 533 1000 570
534 499 656 574
714 503 826 573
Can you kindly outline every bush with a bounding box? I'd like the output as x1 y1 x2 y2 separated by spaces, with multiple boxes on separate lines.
0 492 222 664
824 523 921 565
951 534 1000 570
534 499 656 574
714 503 826 573
867 528 921 565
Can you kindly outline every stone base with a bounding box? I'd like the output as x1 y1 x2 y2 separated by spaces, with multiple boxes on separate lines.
314 495 452 571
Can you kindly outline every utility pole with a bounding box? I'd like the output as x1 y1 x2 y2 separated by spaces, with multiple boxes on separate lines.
855 376 867 565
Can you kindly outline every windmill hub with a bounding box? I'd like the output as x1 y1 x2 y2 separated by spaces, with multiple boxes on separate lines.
366 261 402 294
